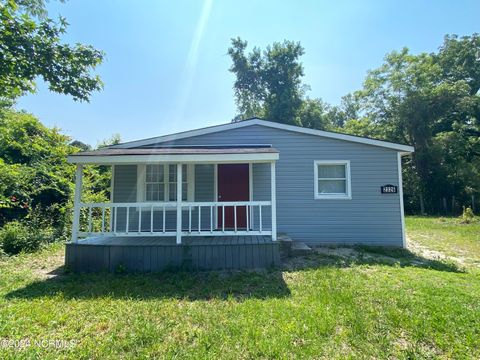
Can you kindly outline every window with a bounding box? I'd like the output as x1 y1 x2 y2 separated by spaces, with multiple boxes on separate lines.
167 164 188 201
138 164 194 202
314 160 351 199
145 164 165 201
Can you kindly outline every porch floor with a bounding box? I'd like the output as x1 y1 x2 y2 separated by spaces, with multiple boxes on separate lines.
76 235 273 246
66 235 279 272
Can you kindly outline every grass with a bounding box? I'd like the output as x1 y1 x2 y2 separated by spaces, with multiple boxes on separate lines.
406 216 480 267
0 218 479 359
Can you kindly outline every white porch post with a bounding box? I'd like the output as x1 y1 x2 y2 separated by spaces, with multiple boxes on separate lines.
71 164 83 243
270 161 277 241
109 164 115 232
176 163 183 244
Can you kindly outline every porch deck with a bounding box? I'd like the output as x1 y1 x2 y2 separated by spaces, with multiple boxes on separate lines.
77 235 274 246
65 235 280 272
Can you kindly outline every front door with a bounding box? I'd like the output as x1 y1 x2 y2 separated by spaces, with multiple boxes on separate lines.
217 164 249 229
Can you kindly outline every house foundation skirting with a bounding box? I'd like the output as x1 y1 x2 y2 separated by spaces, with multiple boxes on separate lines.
65 236 280 272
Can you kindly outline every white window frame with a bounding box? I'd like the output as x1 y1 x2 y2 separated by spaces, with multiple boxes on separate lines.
314 160 352 200
144 164 165 202
137 164 195 203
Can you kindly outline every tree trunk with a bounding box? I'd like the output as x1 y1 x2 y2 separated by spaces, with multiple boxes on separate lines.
443 197 447 215
451 195 455 215
419 193 426 215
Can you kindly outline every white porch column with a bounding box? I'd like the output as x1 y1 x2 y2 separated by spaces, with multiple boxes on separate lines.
270 161 277 241
71 164 83 243
109 165 115 232
176 163 183 244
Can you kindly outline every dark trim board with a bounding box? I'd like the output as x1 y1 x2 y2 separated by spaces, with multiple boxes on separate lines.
65 236 280 272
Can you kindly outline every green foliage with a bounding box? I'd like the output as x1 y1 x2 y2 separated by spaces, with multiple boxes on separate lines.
0 110 76 225
0 0 108 253
0 220 53 254
115 262 127 274
296 98 333 130
0 0 103 105
340 118 383 138
355 35 480 214
0 110 116 249
96 133 121 149
437 34 480 95
330 93 361 128
228 38 306 125
459 206 476 224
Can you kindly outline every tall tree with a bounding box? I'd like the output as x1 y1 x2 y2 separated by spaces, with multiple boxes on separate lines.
296 98 334 130
327 93 361 128
228 37 306 125
357 36 480 213
0 0 104 106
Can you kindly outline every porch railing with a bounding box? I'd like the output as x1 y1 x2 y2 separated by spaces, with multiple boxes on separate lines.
76 201 272 239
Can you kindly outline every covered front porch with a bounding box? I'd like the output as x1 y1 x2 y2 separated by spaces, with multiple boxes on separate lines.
66 145 280 271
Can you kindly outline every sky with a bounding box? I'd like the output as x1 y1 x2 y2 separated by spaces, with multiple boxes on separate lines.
16 0 480 147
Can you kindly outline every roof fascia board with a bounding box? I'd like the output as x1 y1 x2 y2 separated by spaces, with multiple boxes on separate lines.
68 152 279 165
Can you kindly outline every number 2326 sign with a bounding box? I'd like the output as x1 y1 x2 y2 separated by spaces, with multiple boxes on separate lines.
381 185 398 194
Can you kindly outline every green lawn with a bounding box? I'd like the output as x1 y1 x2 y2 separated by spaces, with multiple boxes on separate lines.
0 218 479 359
406 216 480 267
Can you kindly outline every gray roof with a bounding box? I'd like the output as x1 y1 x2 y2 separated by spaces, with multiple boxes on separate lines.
109 118 414 153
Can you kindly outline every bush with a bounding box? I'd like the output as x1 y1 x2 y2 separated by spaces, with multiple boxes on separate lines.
459 206 476 224
0 221 54 255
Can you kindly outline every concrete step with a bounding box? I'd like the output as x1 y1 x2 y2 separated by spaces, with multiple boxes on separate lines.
277 232 292 242
278 233 293 257
291 241 313 256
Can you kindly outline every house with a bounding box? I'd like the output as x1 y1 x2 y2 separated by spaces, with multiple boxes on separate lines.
65 118 414 272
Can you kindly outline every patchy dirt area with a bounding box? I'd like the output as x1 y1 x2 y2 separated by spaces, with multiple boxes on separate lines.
406 237 473 268
314 246 408 265
29 245 65 280
316 238 480 271
282 239 470 273
314 247 358 258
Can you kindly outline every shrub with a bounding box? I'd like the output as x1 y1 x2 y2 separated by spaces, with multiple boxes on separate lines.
0 221 54 255
459 206 476 224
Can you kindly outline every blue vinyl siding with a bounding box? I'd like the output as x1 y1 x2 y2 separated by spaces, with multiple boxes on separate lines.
156 125 403 246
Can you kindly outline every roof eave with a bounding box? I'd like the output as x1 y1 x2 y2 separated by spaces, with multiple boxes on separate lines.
67 152 280 165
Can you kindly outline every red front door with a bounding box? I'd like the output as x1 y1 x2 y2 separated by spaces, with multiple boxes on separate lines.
217 164 250 229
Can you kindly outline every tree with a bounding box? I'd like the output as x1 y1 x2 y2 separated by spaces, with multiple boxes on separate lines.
0 0 104 106
326 93 361 128
0 109 120 240
0 110 76 225
296 98 334 130
437 34 480 96
227 38 361 131
341 118 384 139
356 36 480 214
228 37 306 125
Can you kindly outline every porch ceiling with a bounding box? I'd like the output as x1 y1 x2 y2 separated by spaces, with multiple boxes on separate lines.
67 146 279 164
